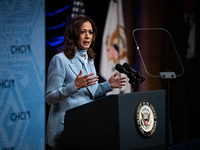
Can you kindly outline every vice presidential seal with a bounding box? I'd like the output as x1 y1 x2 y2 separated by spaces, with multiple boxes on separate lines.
135 100 157 137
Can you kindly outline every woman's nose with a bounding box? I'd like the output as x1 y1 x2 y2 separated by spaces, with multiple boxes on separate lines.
85 32 89 38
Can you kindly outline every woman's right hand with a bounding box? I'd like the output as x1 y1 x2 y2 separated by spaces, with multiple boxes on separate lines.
75 70 99 90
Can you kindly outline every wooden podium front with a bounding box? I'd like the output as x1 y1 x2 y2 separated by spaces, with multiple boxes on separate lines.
63 90 171 150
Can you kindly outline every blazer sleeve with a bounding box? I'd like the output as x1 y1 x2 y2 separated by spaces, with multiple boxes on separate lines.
94 80 113 98
45 54 78 105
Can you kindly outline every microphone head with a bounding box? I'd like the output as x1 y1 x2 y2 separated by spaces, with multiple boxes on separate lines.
115 63 125 73
115 63 138 81
115 63 132 77
123 62 131 71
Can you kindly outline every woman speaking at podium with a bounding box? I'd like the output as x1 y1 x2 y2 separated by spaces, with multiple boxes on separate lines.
45 15 126 149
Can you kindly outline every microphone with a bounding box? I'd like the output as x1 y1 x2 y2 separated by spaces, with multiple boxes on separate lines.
123 62 137 75
115 63 136 80
123 62 145 83
116 62 145 92
123 63 145 84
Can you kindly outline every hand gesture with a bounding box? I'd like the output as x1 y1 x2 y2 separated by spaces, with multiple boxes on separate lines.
109 71 126 88
75 70 99 90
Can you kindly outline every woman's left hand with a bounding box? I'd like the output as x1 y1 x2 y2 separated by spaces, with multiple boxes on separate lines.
109 71 126 88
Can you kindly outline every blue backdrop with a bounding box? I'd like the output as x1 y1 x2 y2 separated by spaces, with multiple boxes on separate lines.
0 0 45 149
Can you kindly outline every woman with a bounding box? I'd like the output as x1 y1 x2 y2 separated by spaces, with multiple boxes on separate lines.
46 15 126 149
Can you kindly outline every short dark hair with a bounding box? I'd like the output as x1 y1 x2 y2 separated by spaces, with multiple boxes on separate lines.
62 15 98 59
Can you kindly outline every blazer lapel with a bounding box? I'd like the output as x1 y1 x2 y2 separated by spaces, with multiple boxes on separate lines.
69 56 97 99
68 56 82 76
88 59 96 75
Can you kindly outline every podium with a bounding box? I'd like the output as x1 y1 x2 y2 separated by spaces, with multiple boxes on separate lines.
63 90 171 150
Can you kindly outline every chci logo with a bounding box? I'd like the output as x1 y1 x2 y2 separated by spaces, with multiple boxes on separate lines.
135 100 157 137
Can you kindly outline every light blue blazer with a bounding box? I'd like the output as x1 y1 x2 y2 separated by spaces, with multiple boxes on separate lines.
45 52 112 147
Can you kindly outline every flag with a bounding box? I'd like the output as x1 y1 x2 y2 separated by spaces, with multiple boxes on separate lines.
100 0 131 94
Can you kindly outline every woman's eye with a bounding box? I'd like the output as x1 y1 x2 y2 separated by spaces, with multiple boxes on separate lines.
80 30 93 35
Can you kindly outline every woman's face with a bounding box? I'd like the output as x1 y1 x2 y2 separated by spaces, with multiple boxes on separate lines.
77 21 93 50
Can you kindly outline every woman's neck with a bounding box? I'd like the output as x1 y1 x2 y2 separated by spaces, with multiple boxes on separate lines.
76 47 88 58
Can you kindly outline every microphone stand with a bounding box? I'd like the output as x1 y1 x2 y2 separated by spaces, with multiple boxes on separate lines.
128 76 139 92
129 73 145 92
